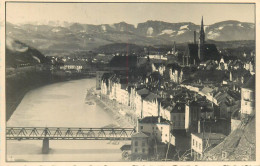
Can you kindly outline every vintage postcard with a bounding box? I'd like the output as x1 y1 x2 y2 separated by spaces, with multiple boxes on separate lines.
0 0 259 165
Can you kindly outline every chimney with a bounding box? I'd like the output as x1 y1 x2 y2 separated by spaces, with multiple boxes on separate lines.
198 120 201 133
158 100 161 123
194 31 196 44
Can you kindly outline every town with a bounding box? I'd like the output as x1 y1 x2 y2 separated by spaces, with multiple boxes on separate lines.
21 17 255 161
5 6 255 161
92 17 255 161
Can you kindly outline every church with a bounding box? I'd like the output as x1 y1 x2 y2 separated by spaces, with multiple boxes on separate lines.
183 17 220 66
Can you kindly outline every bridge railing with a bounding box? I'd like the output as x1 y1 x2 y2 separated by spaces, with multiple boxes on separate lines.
6 127 135 140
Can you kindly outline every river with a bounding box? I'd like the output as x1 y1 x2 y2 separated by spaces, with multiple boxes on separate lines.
7 78 129 161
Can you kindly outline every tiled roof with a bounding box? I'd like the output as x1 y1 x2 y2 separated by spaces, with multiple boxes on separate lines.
131 132 149 138
144 92 160 102
201 87 214 94
139 116 170 124
192 132 226 140
109 56 137 68
185 43 219 63
136 88 150 96
242 75 255 90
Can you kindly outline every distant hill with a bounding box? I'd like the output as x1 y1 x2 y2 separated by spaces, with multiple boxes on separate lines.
6 37 48 67
6 20 254 56
94 43 144 54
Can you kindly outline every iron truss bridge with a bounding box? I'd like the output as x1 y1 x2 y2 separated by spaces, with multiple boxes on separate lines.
6 127 136 140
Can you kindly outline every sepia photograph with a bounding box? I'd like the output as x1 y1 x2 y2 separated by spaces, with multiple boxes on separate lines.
1 0 258 164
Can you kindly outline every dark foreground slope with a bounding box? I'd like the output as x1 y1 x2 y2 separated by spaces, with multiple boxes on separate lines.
203 116 255 161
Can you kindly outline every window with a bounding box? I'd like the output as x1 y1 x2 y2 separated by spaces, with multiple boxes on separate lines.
135 148 138 153
165 134 167 137
152 127 154 130
199 143 201 149
140 126 143 130
196 141 198 147
142 141 145 146
135 141 138 146
142 149 145 153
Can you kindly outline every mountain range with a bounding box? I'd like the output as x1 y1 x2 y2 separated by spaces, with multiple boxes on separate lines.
6 20 254 56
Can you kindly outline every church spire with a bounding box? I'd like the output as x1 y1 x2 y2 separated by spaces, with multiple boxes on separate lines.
199 16 205 44
198 16 205 61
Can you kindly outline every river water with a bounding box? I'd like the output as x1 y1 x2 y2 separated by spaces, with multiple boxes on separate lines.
7 78 129 161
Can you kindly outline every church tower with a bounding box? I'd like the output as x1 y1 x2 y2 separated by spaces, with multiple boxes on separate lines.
172 41 176 54
198 16 205 61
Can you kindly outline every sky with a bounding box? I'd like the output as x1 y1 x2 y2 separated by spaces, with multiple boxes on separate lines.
6 3 255 26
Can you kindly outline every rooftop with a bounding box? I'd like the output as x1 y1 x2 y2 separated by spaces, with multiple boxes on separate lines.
242 75 255 90
139 116 170 124
143 92 160 102
109 55 137 68
192 132 226 140
131 132 149 138
136 88 150 96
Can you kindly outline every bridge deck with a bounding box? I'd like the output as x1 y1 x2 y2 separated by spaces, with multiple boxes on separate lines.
6 127 135 140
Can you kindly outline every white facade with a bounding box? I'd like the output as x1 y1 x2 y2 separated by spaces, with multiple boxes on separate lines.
169 69 182 83
143 99 159 117
241 88 255 115
191 134 203 155
135 95 143 118
191 133 226 160
113 82 129 105
138 120 174 145
160 107 171 121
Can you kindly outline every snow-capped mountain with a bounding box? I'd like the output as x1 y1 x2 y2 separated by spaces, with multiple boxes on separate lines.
6 20 254 56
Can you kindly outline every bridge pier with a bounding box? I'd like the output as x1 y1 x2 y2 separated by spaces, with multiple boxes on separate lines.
42 138 49 154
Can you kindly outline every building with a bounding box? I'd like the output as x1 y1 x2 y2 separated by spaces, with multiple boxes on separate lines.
200 106 214 119
137 116 175 145
171 102 186 130
183 17 219 66
131 132 149 160
240 75 255 116
198 118 231 136
185 100 201 133
108 55 137 71
130 87 150 118
62 60 89 72
96 71 111 90
191 132 226 160
142 92 160 117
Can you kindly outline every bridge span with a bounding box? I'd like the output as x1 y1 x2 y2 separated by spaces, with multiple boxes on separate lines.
6 127 135 154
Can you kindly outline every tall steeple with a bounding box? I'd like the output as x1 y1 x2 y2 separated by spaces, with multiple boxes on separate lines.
199 16 205 45
198 16 205 61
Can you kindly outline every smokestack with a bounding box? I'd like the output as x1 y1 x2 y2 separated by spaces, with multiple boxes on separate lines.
198 120 201 133
158 100 161 123
194 31 196 44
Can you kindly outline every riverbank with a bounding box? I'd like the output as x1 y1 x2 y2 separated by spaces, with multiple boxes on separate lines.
6 69 95 121
85 89 135 128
